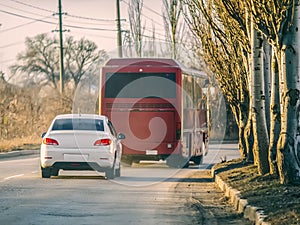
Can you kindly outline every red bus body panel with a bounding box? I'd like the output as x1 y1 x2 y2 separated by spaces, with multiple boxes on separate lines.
100 58 207 164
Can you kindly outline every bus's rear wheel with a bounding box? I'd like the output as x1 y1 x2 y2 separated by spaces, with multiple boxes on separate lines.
192 155 203 165
166 155 189 168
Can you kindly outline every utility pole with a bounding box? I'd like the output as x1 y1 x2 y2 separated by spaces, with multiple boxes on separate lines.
116 0 123 58
58 0 65 94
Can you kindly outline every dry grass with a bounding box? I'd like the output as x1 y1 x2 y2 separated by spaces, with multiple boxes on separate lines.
213 158 300 225
0 136 40 153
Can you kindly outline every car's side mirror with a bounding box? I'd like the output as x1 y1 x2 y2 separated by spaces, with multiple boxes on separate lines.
117 133 126 140
41 132 46 138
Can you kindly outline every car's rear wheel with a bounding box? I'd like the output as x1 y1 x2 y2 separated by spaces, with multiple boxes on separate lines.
115 163 121 177
106 165 115 179
41 167 51 178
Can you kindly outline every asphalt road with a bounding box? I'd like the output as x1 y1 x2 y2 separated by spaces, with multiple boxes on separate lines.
0 143 252 225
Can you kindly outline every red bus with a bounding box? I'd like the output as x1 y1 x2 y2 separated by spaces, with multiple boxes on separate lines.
99 58 208 168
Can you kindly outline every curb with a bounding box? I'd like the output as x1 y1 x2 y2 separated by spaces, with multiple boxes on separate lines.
213 173 271 225
0 150 39 159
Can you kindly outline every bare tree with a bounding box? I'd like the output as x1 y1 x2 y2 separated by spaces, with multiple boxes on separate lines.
186 0 300 183
128 0 145 57
269 48 280 175
243 0 299 184
122 30 133 57
182 0 250 158
10 34 59 89
163 0 182 59
10 34 108 94
64 36 108 89
143 21 157 57
249 22 269 174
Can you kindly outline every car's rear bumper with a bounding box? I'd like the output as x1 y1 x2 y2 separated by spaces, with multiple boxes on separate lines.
40 145 114 169
48 162 109 172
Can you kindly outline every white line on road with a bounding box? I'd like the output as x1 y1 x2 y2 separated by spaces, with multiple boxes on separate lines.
4 174 24 180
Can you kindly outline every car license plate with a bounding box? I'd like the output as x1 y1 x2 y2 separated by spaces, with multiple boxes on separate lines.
64 154 88 161
146 150 158 155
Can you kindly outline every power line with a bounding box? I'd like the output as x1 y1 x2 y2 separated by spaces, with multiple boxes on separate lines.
0 41 24 49
9 0 116 23
121 0 165 28
64 18 116 27
65 24 117 32
69 32 117 40
0 9 56 26
9 0 54 13
143 4 164 18
0 9 117 32
0 2 54 18
0 15 54 33
67 14 116 23
2 2 163 35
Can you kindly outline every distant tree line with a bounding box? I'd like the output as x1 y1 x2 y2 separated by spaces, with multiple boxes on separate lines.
0 35 108 142
10 34 108 92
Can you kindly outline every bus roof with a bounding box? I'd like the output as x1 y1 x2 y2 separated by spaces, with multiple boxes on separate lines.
103 58 180 67
103 58 207 78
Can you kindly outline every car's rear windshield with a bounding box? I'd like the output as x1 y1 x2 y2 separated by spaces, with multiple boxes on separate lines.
104 72 176 98
51 118 104 131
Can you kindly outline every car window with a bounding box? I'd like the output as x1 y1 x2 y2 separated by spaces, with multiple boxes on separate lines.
107 120 117 137
51 118 104 131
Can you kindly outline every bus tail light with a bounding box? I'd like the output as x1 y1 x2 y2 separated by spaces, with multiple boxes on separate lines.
176 122 181 140
43 138 59 145
94 139 112 146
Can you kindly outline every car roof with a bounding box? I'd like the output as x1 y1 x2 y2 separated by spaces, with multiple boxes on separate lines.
54 114 107 120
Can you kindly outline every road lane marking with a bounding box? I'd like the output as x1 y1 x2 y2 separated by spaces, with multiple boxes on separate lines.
4 174 24 180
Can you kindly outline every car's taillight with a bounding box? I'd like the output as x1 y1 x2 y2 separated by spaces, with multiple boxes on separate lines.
94 139 112 146
43 138 59 145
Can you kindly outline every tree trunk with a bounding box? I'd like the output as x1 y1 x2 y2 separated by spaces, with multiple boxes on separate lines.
263 40 271 133
268 47 280 175
242 6 254 162
277 2 300 184
250 24 269 175
238 105 248 158
244 104 254 162
230 103 248 158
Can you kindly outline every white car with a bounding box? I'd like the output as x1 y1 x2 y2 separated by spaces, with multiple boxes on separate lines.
40 114 125 179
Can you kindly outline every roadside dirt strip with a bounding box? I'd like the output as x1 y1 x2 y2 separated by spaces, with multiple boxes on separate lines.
174 170 253 225
213 173 271 225
0 150 38 159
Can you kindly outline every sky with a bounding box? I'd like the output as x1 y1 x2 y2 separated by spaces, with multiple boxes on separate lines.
0 0 165 79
